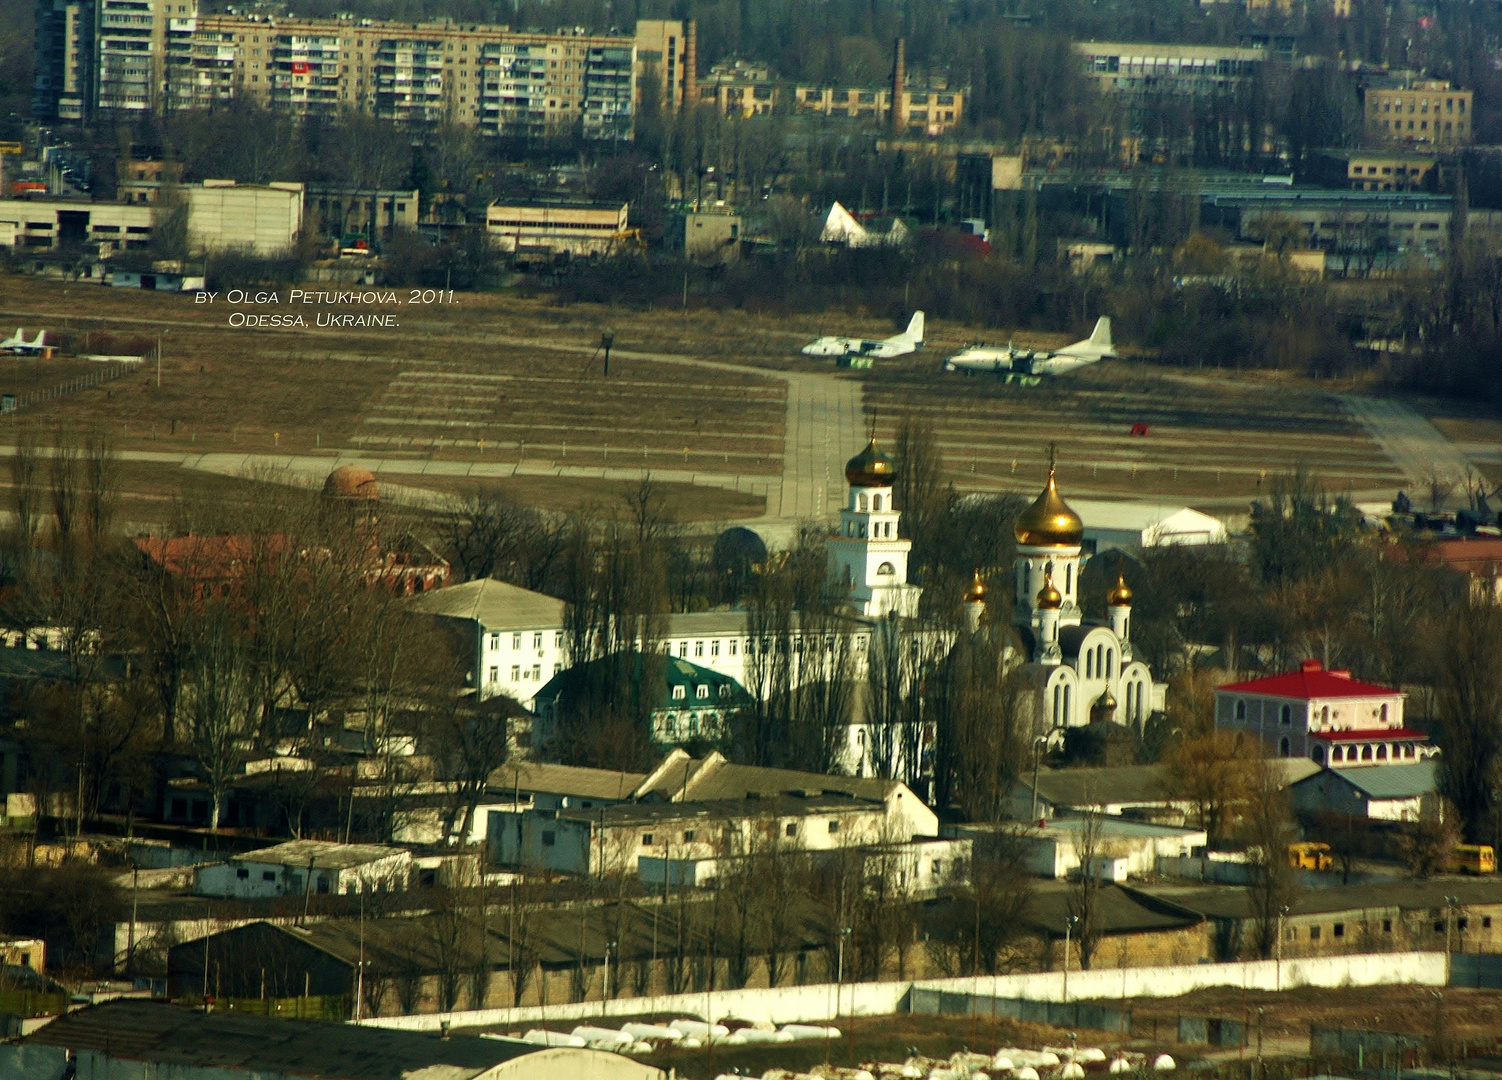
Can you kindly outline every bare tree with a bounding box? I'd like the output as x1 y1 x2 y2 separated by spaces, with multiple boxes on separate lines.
1066 809 1105 970
182 603 256 830
1246 761 1300 958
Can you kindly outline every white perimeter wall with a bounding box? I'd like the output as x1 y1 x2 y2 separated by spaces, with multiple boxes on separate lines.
358 951 1447 1032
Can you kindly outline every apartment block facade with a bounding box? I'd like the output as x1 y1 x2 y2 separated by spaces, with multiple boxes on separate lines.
34 4 680 141
1363 78 1474 147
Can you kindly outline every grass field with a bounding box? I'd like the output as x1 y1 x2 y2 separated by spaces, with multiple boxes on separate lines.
0 274 1424 522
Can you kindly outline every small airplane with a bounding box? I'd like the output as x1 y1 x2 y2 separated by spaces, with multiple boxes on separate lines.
945 316 1116 379
0 329 48 356
801 311 925 359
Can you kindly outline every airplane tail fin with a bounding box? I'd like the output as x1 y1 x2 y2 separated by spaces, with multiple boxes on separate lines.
903 311 925 344
1089 316 1112 347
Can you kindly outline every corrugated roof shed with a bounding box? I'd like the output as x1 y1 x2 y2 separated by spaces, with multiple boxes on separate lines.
22 1000 536 1079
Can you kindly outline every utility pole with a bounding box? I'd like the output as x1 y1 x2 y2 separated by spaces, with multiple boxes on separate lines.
1276 904 1289 991
156 332 162 388
1063 915 1079 1001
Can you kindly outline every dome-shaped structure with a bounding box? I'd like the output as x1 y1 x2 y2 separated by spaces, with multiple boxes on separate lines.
1107 573 1133 607
844 439 898 487
1036 575 1062 610
1015 467 1083 547
712 526 768 574
323 464 379 500
963 570 987 604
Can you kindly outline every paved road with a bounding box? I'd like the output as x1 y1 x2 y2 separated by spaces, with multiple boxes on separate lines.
1342 395 1475 494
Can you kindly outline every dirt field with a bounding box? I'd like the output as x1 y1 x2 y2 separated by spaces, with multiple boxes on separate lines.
0 275 1419 520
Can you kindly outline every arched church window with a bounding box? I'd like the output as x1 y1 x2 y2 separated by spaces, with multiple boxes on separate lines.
872 494 883 512
858 494 868 512
1085 651 1093 679
1361 745 1373 761
1066 564 1073 592
877 561 895 576
1280 704 1292 726
1321 706 1329 725
1106 649 1114 679
1235 700 1246 721
1380 703 1389 723
1279 736 1290 757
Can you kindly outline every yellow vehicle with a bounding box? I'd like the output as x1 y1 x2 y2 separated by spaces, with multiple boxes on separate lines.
1288 841 1334 871
1455 844 1496 874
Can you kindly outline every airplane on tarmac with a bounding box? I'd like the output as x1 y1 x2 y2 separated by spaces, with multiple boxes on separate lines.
944 316 1115 380
801 312 925 359
0 329 48 356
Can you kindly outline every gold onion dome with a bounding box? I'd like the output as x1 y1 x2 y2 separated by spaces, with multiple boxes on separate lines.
1015 467 1084 547
845 438 898 487
1036 575 1063 610
1108 573 1133 606
1096 688 1118 711
963 571 987 604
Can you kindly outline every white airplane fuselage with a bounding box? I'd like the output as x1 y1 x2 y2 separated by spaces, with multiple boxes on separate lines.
945 317 1115 378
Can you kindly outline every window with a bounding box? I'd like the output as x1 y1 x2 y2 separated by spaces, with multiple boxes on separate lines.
542 831 555 846
488 666 498 683
510 665 520 680
786 823 797 837
729 640 738 656
1333 923 1344 938
489 633 500 649
1485 917 1493 929
237 867 250 879
1281 704 1292 726
1235 699 1246 720
695 641 704 657
263 870 276 881
316 875 330 895
532 665 541 680
512 632 522 649
877 561 895 576
533 632 542 649
673 684 686 700
718 684 730 699
828 819 841 833
683 830 695 842
642 833 653 845
1279 736 1290 757
1383 919 1393 933
1309 925 1321 940
1381 703 1389 722
696 684 709 699
711 640 720 657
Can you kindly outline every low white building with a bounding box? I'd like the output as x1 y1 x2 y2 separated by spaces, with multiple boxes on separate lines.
954 817 1206 881
193 840 410 898
184 179 305 255
485 200 629 258
1070 499 1229 553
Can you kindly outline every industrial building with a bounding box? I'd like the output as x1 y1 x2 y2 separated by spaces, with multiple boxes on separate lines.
483 200 630 258
0 1000 665 1080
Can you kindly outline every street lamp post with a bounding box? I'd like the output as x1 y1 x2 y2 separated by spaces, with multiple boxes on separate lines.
1063 915 1079 1001
836 927 851 1017
1276 905 1290 991
602 939 616 1017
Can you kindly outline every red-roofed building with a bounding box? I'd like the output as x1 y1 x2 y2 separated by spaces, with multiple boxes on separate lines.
1216 659 1433 768
1422 538 1502 603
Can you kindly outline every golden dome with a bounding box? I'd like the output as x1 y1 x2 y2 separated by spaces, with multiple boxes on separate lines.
1107 573 1133 607
1036 575 1062 610
1095 688 1118 712
323 464 379 500
963 570 987 604
1015 467 1084 547
845 439 898 487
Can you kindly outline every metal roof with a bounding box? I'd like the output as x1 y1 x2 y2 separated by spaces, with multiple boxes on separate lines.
408 578 565 631
23 1000 539 1079
1296 761 1436 799
230 840 407 870
489 761 647 801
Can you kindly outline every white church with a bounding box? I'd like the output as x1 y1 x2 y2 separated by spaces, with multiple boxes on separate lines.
826 439 1165 750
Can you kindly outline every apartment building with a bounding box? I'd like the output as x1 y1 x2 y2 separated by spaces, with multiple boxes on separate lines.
693 59 965 135
1363 78 1474 147
36 5 678 139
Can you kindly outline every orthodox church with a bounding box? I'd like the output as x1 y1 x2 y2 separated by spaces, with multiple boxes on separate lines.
825 439 1165 741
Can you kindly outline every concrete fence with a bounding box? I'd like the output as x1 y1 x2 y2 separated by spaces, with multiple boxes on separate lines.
358 950 1448 1033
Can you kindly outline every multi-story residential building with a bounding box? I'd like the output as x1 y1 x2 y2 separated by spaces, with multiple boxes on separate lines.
1363 78 1474 147
37 8 667 136
1304 148 1440 192
633 18 694 111
32 0 94 120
